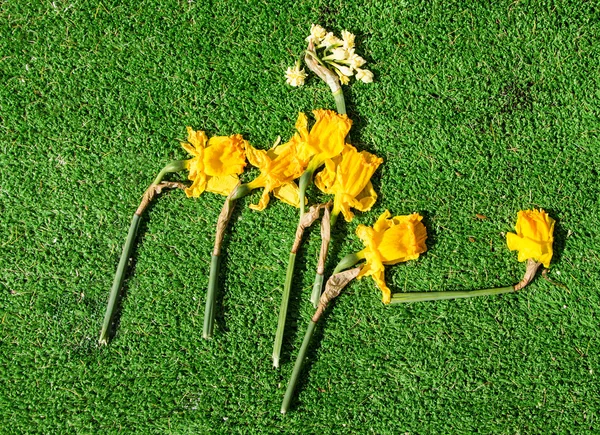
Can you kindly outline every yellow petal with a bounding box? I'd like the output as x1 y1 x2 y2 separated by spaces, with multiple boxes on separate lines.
203 134 247 177
184 170 207 198
206 175 240 196
249 189 271 211
318 144 383 222
352 181 377 212
185 127 208 151
305 110 352 163
377 214 427 264
356 211 427 301
273 183 301 208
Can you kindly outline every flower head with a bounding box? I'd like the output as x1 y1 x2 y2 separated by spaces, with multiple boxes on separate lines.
245 137 310 211
181 128 247 197
314 144 383 222
295 109 353 170
306 24 327 43
506 209 555 268
356 211 428 304
285 64 307 87
355 68 374 83
341 30 355 50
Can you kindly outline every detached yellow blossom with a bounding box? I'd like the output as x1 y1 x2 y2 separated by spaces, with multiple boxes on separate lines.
356 211 428 304
314 144 383 222
506 209 555 268
245 140 309 210
181 128 247 197
295 109 352 170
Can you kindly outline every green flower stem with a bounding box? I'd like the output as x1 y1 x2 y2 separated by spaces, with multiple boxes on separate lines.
203 254 221 339
298 170 314 218
332 88 347 115
273 252 297 368
333 252 364 275
99 160 186 345
281 319 317 414
99 214 141 345
309 273 324 308
203 183 251 339
390 286 516 304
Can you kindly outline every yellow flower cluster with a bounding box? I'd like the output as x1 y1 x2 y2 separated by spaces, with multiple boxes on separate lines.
181 108 381 218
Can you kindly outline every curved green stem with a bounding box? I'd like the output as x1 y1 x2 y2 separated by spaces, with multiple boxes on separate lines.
390 286 516 304
203 183 252 339
99 160 186 345
298 170 313 218
333 252 364 275
99 214 140 345
273 252 296 368
281 319 317 414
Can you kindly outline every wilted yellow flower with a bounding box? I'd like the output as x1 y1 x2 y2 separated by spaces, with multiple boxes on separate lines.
295 109 353 170
506 209 555 268
245 139 309 210
320 32 342 48
181 128 247 198
285 64 307 87
356 211 428 304
341 30 355 50
314 144 383 222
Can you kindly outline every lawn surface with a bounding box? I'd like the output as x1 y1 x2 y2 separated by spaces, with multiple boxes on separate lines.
1 0 599 433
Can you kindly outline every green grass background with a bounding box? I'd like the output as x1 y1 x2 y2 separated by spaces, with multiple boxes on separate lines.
2 0 599 432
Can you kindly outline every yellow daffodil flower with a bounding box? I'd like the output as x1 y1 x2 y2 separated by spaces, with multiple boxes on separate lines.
355 211 428 304
295 109 353 170
314 144 383 222
181 127 247 198
245 140 309 210
506 209 555 268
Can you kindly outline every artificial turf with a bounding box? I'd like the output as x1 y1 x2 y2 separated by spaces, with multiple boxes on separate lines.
1 0 599 432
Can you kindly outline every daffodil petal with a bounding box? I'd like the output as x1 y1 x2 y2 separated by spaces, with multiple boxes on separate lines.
206 175 240 196
203 135 247 177
273 183 301 208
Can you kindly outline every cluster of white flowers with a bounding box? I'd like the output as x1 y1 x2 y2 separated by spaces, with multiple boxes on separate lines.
286 24 374 87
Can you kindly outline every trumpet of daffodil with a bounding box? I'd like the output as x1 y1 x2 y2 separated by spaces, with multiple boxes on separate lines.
296 109 353 171
314 144 383 222
356 211 428 304
181 127 248 198
506 209 555 268
244 139 309 210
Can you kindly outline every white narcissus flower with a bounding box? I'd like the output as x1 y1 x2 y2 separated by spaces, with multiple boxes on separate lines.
324 47 349 61
355 68 374 83
306 24 327 43
349 53 366 69
320 32 342 48
331 63 353 77
285 65 307 87
336 70 350 85
341 30 355 49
